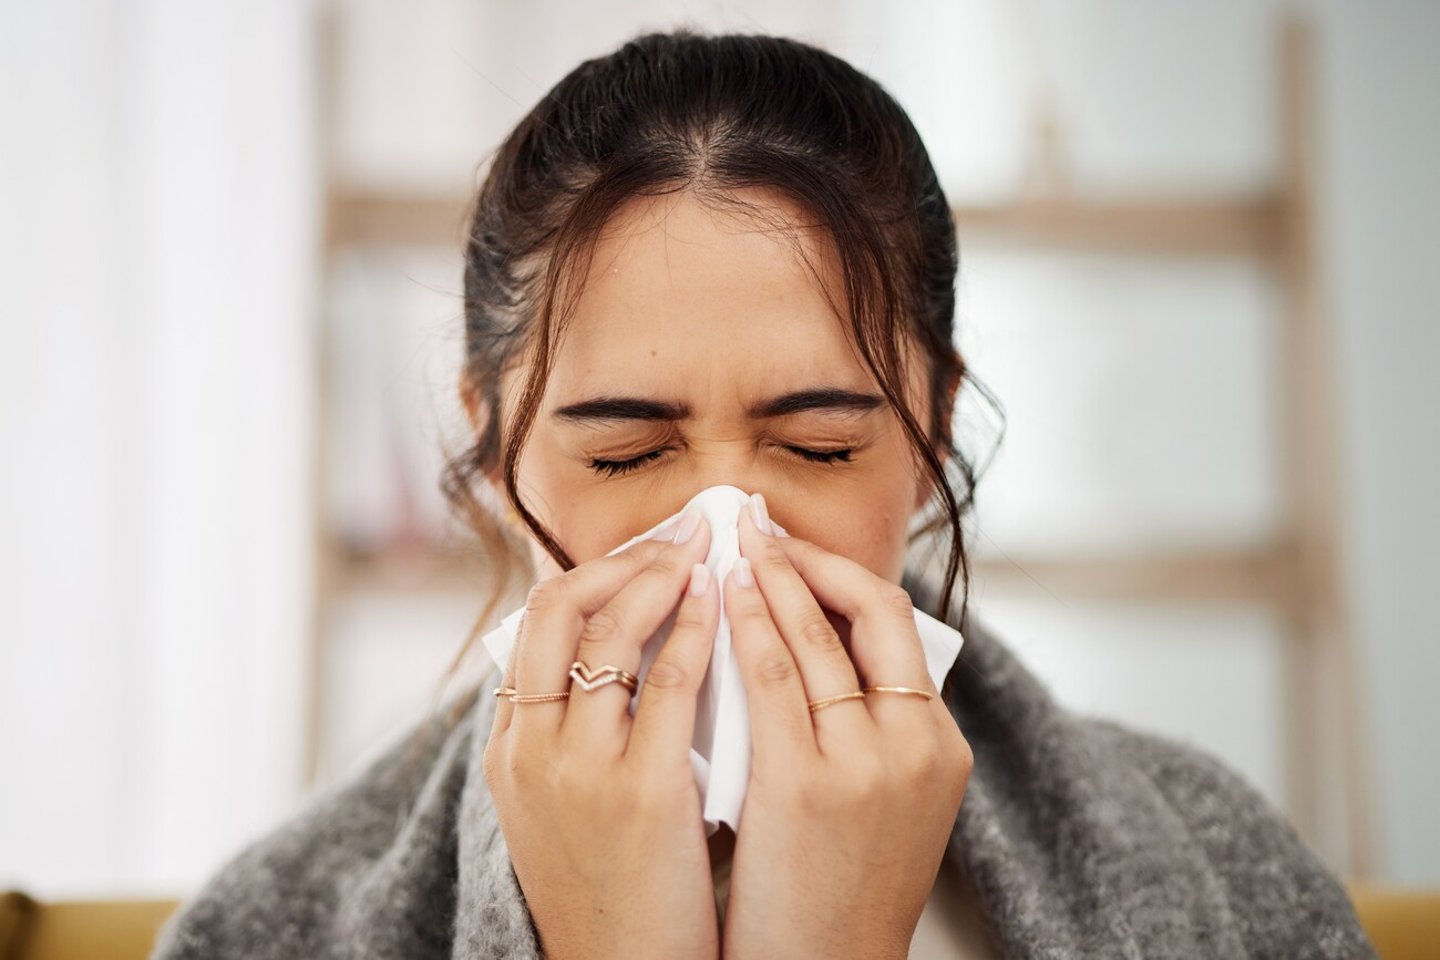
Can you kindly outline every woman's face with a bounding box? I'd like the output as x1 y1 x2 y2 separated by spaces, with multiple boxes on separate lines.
478 186 947 586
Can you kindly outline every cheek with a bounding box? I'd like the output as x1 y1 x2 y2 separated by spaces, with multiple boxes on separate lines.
510 436 642 560
770 485 912 580
531 489 649 562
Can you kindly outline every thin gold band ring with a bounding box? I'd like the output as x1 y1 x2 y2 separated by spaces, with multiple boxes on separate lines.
492 687 569 703
808 685 935 713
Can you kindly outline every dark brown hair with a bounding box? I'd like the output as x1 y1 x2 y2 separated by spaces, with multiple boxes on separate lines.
426 26 1003 727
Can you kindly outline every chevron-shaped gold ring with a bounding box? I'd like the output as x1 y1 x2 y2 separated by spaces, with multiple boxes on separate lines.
569 660 639 693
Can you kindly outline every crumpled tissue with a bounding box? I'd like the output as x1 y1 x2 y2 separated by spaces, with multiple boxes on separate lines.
480 483 965 836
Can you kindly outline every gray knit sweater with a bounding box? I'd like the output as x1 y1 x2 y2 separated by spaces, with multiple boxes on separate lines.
150 567 1377 959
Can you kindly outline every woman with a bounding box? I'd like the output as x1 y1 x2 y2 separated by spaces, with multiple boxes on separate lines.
152 28 1375 960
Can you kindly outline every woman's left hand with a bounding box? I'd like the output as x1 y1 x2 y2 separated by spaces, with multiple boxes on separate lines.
719 496 973 960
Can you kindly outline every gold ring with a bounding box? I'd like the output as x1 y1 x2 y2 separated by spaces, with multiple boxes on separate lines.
807 690 866 713
863 685 934 700
569 660 639 694
806 684 937 713
492 686 571 703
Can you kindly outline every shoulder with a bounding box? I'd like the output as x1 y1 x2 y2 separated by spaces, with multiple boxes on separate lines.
1080 716 1376 958
150 687 484 959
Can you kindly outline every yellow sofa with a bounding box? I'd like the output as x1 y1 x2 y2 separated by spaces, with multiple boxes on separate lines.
1 892 180 960
1348 886 1440 960
3 886 1437 959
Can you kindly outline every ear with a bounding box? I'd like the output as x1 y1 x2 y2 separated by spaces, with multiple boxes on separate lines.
941 347 964 415
458 374 482 430
458 374 504 488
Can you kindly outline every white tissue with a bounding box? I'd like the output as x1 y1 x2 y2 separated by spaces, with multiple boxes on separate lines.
479 483 965 836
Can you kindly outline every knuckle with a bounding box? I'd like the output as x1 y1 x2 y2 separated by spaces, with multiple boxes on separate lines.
728 590 763 616
756 652 797 686
728 603 766 631
490 741 530 788
791 778 825 816
626 539 667 562
646 550 684 579
525 577 563 614
949 727 975 779
643 659 689 691
578 605 624 646
550 752 578 794
838 755 886 805
796 611 842 652
780 761 822 808
879 582 917 619
901 740 944 782
671 602 709 634
481 740 505 788
622 774 662 817
921 726 974 798
752 538 791 571
551 750 597 797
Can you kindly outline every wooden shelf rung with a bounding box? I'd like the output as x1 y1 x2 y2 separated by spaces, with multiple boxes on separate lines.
323 190 1285 256
967 543 1297 605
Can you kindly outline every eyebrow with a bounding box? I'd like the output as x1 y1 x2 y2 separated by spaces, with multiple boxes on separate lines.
550 387 886 426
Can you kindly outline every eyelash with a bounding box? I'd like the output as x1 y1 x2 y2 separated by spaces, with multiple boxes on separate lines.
587 446 855 478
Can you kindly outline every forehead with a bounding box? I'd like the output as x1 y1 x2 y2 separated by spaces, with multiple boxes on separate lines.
548 188 870 394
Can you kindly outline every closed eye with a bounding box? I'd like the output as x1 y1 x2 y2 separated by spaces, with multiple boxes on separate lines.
587 446 854 478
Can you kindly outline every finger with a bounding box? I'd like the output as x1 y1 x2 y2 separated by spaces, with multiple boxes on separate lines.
724 556 818 769
497 509 691 737
736 494 871 751
492 628 521 736
560 510 713 753
766 535 941 734
626 560 721 768
508 533 677 745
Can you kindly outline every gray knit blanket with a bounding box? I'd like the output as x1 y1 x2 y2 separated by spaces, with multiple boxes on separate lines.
151 567 1376 959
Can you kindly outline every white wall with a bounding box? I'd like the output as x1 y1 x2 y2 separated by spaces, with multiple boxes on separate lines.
1311 0 1440 886
0 0 320 897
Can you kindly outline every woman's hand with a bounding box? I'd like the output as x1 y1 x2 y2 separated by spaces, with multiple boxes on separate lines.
482 504 722 960
719 495 973 960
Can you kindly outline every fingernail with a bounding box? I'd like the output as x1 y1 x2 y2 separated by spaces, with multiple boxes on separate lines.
771 522 790 538
687 562 710 597
732 557 755 588
672 504 704 545
749 492 774 535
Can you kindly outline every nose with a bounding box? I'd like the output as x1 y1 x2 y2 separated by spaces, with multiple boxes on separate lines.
695 460 764 492
665 455 762 505
644 440 792 530
667 476 779 534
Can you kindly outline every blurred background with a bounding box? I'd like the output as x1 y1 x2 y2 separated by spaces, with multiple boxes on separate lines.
2 0 1436 901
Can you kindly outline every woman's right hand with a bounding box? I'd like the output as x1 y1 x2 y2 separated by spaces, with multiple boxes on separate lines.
482 504 721 960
